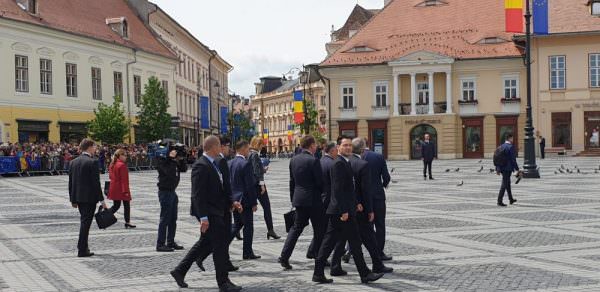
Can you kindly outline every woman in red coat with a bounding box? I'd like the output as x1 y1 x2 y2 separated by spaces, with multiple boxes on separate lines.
108 149 135 229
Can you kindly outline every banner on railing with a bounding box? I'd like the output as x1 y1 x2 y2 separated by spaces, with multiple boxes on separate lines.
0 157 19 174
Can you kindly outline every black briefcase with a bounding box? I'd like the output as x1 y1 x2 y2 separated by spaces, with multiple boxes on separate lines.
104 181 110 197
284 209 296 233
95 206 117 229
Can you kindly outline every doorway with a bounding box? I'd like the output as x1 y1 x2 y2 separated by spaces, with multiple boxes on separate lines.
462 117 484 158
584 111 600 149
367 120 388 158
551 112 572 149
496 116 519 153
410 124 437 160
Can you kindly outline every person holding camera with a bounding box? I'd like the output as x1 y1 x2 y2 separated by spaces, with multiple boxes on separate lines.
156 146 188 252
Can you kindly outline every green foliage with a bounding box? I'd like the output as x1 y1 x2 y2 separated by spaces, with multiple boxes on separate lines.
230 109 255 143
293 98 322 139
88 99 131 144
137 76 171 142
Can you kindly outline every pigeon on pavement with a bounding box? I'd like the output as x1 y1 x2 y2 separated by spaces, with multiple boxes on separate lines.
478 166 484 172
457 181 464 186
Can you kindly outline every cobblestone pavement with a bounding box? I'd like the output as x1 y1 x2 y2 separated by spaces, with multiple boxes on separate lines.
2 157 600 291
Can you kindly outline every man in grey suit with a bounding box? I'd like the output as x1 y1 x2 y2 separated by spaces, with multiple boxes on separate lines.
68 139 107 257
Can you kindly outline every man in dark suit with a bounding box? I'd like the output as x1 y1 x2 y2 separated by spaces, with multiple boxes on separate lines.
363 144 391 260
170 136 242 292
421 133 436 180
496 134 520 207
539 136 546 159
330 138 393 276
306 142 338 259
312 136 384 284
195 137 240 272
279 135 325 270
69 139 107 257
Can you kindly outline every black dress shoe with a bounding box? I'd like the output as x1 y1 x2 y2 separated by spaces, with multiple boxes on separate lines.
373 265 394 273
380 253 392 261
77 251 94 257
497 202 507 207
196 259 205 272
124 223 136 229
170 270 188 288
234 231 242 240
510 199 517 205
312 275 333 284
156 245 174 252
267 229 281 240
361 272 384 283
167 242 184 250
219 281 242 292
278 257 292 270
429 177 435 180
330 269 348 276
342 253 352 263
243 254 261 260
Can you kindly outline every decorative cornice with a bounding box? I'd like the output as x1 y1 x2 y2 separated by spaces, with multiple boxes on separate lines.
88 56 104 66
63 51 79 61
36 47 55 57
11 42 32 53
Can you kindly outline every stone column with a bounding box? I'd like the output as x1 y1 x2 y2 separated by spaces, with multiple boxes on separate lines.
393 73 399 116
410 73 417 115
428 72 435 114
446 71 453 114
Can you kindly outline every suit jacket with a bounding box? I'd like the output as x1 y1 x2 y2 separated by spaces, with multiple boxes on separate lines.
190 155 232 220
497 142 520 173
320 154 335 208
421 140 437 161
363 150 390 201
216 154 232 202
69 153 103 204
350 154 373 214
229 155 258 208
289 150 323 208
107 160 131 201
248 150 265 185
327 156 357 216
539 138 546 147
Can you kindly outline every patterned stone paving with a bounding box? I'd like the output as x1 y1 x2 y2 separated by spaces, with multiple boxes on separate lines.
1 156 600 291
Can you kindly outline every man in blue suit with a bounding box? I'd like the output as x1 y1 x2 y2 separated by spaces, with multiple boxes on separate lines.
363 144 391 260
421 133 436 180
496 134 520 207
229 140 259 257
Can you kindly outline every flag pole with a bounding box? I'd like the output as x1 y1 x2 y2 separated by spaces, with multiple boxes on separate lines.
522 0 540 178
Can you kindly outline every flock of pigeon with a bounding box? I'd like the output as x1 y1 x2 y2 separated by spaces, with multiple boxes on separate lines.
553 164 600 175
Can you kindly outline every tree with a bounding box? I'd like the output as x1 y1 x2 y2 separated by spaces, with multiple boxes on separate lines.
137 76 171 143
230 109 255 143
294 98 323 140
88 99 131 144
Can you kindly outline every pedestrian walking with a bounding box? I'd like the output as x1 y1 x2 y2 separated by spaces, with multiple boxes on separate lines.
107 149 135 229
494 134 520 207
279 135 326 270
249 137 280 240
170 136 242 291
68 139 107 257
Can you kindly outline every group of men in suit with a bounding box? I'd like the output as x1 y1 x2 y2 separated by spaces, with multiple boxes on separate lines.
280 135 393 284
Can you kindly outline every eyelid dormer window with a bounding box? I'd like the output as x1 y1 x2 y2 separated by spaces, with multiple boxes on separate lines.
416 0 447 7
16 0 37 14
106 17 129 39
346 46 376 53
591 0 600 16
477 37 509 44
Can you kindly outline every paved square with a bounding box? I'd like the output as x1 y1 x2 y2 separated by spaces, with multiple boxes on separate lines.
2 157 600 291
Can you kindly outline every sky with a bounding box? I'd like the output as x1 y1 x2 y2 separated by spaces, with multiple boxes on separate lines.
151 0 384 98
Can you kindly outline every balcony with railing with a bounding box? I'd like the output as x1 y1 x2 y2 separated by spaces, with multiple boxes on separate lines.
398 102 447 115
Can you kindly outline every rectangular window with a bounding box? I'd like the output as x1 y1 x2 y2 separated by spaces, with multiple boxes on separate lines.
590 54 600 88
549 55 566 90
134 75 141 105
342 86 355 109
161 80 169 97
113 72 123 99
321 95 326 106
503 77 518 99
91 67 102 100
374 82 388 107
15 55 29 92
66 63 77 97
417 82 429 104
40 58 52 95
461 79 476 101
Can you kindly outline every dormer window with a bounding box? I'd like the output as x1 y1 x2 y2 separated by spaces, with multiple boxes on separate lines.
16 0 37 14
416 0 447 7
347 46 376 53
478 37 509 44
106 17 129 39
591 0 600 16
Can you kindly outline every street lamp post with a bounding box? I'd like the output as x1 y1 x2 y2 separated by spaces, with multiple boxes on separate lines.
522 0 540 178
299 67 309 135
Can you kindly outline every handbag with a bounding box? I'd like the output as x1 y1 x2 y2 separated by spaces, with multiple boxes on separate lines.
104 181 110 197
283 208 296 233
95 206 117 229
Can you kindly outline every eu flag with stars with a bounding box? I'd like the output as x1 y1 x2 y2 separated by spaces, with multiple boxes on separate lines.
533 0 549 35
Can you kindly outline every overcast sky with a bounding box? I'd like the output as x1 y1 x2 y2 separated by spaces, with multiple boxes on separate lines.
152 0 384 98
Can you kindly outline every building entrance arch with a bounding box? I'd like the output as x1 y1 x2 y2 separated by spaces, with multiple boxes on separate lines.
410 124 437 160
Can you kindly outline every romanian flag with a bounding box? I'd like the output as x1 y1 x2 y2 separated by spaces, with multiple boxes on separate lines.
287 125 293 141
505 0 523 33
293 91 304 124
263 129 269 146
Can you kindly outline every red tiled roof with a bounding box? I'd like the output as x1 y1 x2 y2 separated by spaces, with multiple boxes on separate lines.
548 0 600 34
332 4 379 42
323 0 523 66
0 0 175 59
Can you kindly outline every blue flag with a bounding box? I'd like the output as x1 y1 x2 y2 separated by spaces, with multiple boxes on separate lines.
533 0 548 35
